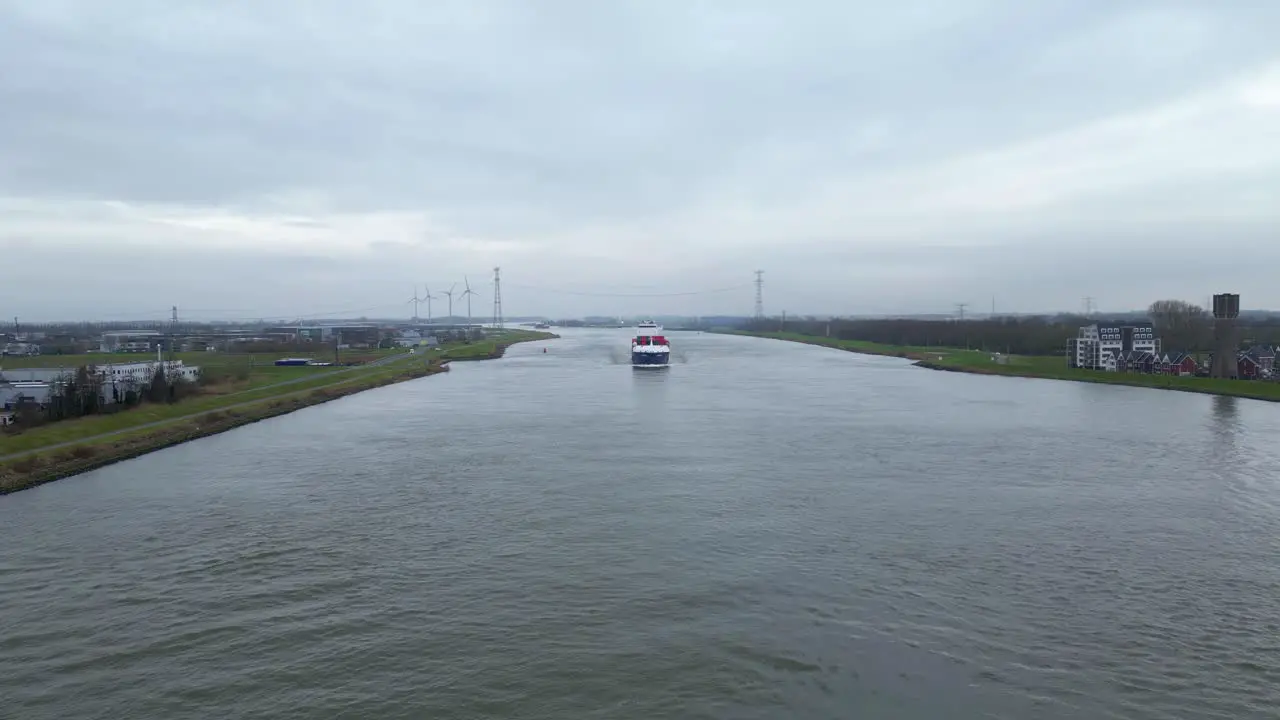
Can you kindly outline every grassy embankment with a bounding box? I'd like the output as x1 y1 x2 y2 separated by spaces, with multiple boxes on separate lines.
438 328 559 361
0 350 410 457
6 347 408 387
732 330 1280 403
0 330 557 494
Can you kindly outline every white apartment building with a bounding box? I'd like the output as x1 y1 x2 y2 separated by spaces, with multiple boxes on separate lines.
1067 323 1160 371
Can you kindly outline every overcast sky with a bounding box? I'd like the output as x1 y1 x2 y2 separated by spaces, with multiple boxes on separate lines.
2 0 1279 321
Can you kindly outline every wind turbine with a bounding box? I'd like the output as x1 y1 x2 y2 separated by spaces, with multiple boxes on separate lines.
460 276 477 329
441 284 456 324
407 285 422 322
423 285 437 324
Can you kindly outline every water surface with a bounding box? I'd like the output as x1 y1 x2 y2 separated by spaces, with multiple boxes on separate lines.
3 330 1279 718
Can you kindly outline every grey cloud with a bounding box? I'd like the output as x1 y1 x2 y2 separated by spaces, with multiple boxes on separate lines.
2 0 1279 318
5 1 1272 213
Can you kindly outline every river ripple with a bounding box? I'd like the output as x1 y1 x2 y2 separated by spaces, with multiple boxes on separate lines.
3 329 1280 718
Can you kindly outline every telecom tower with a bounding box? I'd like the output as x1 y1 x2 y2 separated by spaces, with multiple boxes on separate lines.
1210 293 1240 379
754 270 764 320
492 267 504 328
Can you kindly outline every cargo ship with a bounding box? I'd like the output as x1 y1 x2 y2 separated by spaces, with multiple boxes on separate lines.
631 321 670 369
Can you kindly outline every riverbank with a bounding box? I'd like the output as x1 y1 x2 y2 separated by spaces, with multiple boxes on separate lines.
0 330 558 494
439 329 560 361
731 330 1280 403
0 361 444 494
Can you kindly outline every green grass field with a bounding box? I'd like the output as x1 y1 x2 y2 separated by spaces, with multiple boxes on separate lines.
0 354 420 457
26 359 427 453
738 331 1280 402
2 348 408 391
2 347 405 370
0 360 449 493
0 332 555 459
437 329 558 360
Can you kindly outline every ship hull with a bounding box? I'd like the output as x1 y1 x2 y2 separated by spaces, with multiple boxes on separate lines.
631 351 670 368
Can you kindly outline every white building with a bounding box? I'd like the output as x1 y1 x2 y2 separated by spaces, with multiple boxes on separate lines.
394 330 440 347
1 381 52 423
1 361 200 404
2 342 41 356
97 360 201 385
1067 323 1159 371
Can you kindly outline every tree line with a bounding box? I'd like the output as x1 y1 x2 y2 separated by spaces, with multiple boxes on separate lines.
742 300 1280 356
744 315 1082 355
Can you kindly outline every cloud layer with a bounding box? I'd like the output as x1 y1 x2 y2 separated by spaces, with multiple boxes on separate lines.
3 0 1279 320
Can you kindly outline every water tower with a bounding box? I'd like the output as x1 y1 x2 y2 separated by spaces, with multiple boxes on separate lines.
1210 293 1240 379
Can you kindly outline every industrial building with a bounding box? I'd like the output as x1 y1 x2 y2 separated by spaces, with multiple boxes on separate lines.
99 330 164 353
261 324 384 348
1 359 202 425
0 381 51 425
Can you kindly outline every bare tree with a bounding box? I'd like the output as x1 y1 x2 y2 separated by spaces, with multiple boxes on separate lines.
1148 300 1211 351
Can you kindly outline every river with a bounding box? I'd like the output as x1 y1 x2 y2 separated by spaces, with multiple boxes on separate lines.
3 329 1279 719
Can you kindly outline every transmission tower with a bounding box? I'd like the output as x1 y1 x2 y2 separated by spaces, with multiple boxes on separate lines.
492 267 504 328
754 270 764 320
1082 296 1095 316
955 302 968 321
168 305 178 362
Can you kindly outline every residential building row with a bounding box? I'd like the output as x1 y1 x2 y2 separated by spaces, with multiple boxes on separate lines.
1067 323 1276 379
1067 323 1160 371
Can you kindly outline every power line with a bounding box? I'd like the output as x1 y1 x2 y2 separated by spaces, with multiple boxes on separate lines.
175 303 407 323
502 282 751 298
22 278 762 326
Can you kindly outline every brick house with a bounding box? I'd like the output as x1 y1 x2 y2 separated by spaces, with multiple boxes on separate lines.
1162 352 1198 376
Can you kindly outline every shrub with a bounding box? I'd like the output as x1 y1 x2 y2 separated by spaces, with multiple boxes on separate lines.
10 455 41 473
